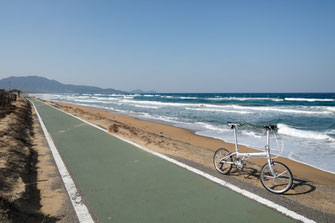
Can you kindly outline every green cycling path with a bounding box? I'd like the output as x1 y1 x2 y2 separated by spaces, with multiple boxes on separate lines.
31 98 294 223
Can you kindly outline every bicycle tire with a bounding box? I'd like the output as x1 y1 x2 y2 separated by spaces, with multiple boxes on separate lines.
213 148 233 174
260 161 293 194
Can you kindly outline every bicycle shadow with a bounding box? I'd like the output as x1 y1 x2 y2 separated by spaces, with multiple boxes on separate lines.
285 178 316 195
229 166 316 195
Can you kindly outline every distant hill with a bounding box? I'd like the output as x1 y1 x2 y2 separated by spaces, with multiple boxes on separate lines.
0 76 127 94
129 89 157 94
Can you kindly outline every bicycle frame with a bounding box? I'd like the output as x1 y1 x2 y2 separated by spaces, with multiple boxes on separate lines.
232 126 270 160
228 126 276 176
214 123 293 194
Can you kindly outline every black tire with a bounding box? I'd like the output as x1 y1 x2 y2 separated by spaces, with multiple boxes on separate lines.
213 148 233 174
260 161 293 194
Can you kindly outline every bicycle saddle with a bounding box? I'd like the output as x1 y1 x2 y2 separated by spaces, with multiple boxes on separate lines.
227 122 240 128
264 125 277 130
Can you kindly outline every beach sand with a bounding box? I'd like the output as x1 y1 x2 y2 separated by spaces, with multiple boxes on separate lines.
40 99 335 219
0 98 77 222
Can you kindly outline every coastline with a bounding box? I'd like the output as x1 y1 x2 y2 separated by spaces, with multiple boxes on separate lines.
44 99 335 184
128 115 335 176
38 98 335 217
195 132 335 176
34 92 335 174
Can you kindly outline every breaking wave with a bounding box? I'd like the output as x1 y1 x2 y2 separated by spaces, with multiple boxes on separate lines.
277 124 335 142
285 98 335 102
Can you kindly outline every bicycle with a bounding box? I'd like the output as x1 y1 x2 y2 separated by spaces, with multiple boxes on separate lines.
213 122 293 194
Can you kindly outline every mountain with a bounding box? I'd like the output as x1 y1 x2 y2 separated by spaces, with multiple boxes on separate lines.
129 89 157 94
0 76 126 94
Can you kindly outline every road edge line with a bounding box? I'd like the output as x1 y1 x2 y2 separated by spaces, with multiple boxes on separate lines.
42 100 315 223
29 99 95 223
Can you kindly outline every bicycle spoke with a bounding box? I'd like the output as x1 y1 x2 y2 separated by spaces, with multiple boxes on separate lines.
260 161 293 194
276 171 287 177
213 148 233 175
263 175 275 179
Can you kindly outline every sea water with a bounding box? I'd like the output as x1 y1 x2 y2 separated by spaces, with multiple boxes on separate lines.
33 93 335 173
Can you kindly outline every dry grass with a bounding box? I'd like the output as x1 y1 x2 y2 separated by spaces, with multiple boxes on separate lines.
0 98 58 223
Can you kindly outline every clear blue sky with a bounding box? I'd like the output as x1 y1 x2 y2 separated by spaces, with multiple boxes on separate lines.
0 0 334 93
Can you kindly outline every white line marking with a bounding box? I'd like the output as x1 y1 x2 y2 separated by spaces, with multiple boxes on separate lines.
39 99 316 223
30 99 95 223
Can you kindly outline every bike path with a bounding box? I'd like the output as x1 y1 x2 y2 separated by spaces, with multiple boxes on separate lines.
31 98 294 223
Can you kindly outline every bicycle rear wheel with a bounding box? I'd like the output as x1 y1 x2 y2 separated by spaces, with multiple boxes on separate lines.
213 148 233 174
260 161 293 194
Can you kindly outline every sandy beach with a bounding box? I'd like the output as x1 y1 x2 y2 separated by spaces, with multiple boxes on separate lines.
39 99 335 219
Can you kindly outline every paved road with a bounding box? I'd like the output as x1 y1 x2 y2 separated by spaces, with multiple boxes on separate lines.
31 98 294 223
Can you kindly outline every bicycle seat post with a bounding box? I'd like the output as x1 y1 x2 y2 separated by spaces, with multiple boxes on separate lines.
264 125 277 153
233 125 239 154
265 127 273 164
266 128 270 150
228 122 240 154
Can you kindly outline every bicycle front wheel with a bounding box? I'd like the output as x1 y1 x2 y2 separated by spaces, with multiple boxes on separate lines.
260 161 293 194
213 148 233 174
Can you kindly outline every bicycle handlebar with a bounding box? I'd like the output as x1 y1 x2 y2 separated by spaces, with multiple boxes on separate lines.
227 122 277 131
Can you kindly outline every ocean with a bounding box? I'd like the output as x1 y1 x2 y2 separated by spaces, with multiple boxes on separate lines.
33 93 335 173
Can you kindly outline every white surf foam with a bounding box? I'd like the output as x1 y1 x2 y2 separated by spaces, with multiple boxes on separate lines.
226 105 332 115
277 124 335 142
207 97 284 102
35 94 333 117
185 107 252 114
285 98 335 102
73 99 115 104
139 113 184 124
134 105 160 109
326 107 335 112
194 122 226 132
180 96 198 99
241 130 262 138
